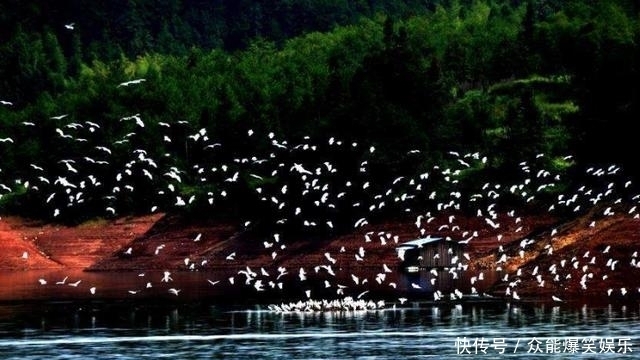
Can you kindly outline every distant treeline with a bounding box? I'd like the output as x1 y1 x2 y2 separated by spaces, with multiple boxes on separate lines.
0 0 639 221
0 0 442 57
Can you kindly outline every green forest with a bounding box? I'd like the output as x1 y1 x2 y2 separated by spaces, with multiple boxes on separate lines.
0 0 639 229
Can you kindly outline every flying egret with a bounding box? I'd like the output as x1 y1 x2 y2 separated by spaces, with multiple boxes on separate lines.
169 288 181 296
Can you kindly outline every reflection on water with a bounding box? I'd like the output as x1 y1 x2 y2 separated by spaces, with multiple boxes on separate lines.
0 267 504 308
0 301 638 359
399 267 499 296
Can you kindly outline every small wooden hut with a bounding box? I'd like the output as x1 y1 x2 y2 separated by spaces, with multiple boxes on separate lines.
396 236 465 272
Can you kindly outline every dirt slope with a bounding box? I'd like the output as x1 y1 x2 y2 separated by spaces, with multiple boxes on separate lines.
0 207 638 304
0 214 162 270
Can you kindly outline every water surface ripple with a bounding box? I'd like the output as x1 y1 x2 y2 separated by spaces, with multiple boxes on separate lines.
0 302 637 359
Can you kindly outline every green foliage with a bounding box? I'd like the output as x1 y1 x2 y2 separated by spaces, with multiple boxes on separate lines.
1 0 640 221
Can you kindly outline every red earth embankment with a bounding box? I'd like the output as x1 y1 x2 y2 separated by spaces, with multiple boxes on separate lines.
0 208 638 304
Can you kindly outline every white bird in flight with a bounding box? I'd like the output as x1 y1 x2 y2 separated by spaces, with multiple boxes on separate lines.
169 288 181 296
118 78 146 87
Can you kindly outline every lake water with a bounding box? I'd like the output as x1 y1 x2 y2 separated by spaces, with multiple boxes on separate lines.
0 300 637 359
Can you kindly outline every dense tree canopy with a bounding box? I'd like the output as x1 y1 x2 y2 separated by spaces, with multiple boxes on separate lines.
0 0 639 226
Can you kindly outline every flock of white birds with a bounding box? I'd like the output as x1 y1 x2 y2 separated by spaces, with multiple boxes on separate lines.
3 76 640 312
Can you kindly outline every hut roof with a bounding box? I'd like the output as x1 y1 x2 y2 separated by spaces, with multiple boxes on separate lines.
396 236 445 249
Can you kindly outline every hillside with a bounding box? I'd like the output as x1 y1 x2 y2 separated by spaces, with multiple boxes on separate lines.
1 204 638 305
3 1 640 228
